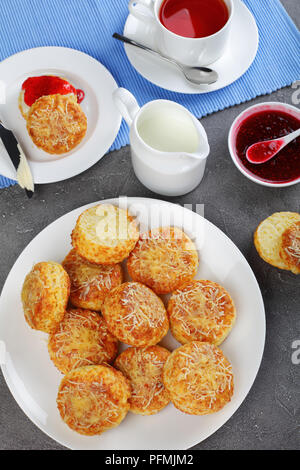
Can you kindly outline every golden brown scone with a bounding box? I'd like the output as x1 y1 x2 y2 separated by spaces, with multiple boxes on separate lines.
115 346 171 415
26 93 87 154
21 262 70 334
127 226 199 295
62 249 123 310
56 365 130 436
168 280 236 346
163 342 234 415
48 308 118 374
254 212 300 271
102 282 169 347
71 204 139 265
280 221 300 275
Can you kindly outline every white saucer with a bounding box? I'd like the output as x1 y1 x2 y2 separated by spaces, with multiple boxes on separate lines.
123 0 259 94
0 47 121 184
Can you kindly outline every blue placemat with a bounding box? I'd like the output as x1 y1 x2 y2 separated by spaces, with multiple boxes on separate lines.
0 0 299 188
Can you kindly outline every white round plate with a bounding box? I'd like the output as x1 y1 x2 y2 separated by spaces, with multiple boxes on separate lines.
124 0 259 94
0 197 265 450
0 47 121 184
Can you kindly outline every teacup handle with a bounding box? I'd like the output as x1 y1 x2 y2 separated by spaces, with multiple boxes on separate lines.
129 0 156 24
113 88 140 127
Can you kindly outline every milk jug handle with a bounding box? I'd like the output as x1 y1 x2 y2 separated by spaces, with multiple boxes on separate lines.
113 88 140 127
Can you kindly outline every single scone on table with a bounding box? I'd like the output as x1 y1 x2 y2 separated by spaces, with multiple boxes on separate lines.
254 211 300 274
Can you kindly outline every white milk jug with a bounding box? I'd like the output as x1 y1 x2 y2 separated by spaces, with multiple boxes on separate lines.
113 88 210 196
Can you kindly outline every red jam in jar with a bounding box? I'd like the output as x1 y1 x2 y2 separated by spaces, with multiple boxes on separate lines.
22 76 85 107
235 109 300 184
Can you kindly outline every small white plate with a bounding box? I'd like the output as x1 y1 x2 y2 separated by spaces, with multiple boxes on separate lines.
123 0 259 94
0 197 265 450
0 47 121 184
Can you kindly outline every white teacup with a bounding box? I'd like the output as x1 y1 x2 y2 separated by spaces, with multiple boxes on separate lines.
128 0 234 66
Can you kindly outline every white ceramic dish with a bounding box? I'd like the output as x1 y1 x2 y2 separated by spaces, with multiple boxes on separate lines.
0 197 265 450
123 0 259 94
0 47 121 184
228 102 300 187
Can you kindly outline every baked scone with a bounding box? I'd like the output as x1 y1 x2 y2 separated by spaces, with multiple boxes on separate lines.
115 346 171 415
254 212 300 270
102 282 169 347
127 226 199 294
280 221 300 275
26 93 87 154
163 342 234 415
48 308 118 374
168 280 236 346
56 365 130 436
21 261 70 334
62 249 123 311
71 204 139 265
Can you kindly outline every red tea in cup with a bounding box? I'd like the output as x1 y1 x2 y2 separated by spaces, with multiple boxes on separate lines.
159 0 229 38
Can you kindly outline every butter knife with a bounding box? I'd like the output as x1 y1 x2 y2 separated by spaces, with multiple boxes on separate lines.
0 122 34 198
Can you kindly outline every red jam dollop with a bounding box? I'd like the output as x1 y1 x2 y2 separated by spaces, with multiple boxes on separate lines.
22 76 85 107
235 109 300 183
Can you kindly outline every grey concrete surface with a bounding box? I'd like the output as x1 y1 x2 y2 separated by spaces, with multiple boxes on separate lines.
0 0 299 451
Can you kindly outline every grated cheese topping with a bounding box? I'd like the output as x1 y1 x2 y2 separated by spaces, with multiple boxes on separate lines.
57 376 120 430
127 226 198 294
119 283 165 333
284 222 300 265
63 249 117 301
129 227 196 279
49 309 117 373
26 93 86 154
167 342 233 413
169 281 235 343
116 347 169 412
